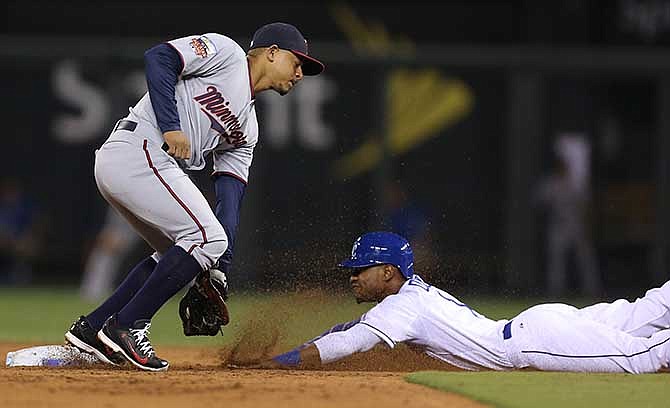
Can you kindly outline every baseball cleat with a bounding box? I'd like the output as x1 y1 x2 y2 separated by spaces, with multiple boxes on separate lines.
98 315 169 372
65 316 126 366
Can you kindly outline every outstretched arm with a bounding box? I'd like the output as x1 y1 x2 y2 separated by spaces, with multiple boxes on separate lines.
259 319 360 368
269 322 382 369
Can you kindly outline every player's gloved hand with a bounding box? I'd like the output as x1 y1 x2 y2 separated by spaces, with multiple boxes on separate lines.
163 130 191 160
178 267 230 336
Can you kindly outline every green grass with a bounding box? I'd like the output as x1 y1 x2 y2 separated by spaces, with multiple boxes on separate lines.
0 287 376 347
407 371 670 408
0 287 582 348
0 287 554 348
4 287 663 407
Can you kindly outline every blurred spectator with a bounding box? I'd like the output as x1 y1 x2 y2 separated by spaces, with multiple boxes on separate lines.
79 207 142 301
535 133 602 297
383 180 437 281
80 170 212 301
0 177 42 285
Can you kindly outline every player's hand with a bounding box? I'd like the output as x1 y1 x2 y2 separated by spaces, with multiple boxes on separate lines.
163 130 191 160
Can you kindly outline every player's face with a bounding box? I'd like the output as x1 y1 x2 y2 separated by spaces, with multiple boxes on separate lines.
270 50 304 96
349 265 387 303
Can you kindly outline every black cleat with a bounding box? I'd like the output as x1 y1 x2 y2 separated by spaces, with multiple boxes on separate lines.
65 316 125 366
98 315 169 372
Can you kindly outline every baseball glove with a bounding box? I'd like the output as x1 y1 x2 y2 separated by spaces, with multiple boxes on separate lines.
179 267 230 336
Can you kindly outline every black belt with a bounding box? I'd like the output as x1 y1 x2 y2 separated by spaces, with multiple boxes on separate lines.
113 119 169 152
113 119 137 132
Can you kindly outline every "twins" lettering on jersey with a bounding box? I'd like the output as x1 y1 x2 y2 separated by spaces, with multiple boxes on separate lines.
194 86 246 147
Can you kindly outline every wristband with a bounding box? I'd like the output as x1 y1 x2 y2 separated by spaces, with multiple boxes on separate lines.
272 349 302 366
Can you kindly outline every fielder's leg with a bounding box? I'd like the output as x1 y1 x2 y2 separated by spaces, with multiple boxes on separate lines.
93 139 227 371
81 184 174 333
66 154 172 366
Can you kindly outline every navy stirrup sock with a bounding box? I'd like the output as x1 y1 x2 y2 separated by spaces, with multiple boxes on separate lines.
86 256 157 331
116 245 203 327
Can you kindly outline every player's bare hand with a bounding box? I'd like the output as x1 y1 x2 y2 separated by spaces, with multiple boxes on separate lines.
163 130 191 160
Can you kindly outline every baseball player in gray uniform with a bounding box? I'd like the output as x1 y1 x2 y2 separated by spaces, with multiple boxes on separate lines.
64 22 324 371
267 232 670 374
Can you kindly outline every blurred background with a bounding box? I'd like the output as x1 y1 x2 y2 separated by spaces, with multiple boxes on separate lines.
3 0 670 301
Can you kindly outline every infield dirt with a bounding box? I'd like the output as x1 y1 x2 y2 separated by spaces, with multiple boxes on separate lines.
1 342 484 408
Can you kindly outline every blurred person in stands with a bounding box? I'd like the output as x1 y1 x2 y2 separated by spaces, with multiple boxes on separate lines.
535 133 601 297
80 175 215 301
383 180 437 281
0 177 41 285
80 208 142 301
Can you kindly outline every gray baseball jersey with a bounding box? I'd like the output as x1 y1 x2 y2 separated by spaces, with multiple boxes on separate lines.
94 33 264 270
129 33 258 182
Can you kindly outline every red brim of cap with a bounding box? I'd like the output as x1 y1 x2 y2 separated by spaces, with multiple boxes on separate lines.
291 50 325 76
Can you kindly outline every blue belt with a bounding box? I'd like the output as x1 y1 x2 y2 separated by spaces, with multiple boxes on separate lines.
503 320 513 340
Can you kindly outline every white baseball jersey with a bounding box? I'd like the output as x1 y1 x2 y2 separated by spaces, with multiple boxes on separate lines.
315 276 670 373
129 33 258 182
360 275 514 371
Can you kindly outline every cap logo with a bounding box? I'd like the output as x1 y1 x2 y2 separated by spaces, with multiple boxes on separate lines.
351 239 361 258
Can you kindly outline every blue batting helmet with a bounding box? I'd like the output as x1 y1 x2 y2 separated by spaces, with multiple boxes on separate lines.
338 231 414 279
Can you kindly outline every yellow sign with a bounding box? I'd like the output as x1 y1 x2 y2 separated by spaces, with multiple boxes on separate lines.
329 3 475 179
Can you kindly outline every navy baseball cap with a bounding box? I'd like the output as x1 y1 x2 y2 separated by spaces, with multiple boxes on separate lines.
339 232 415 279
249 22 324 76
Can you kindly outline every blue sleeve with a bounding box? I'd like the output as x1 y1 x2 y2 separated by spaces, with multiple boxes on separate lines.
144 43 184 134
295 318 362 351
213 174 246 273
